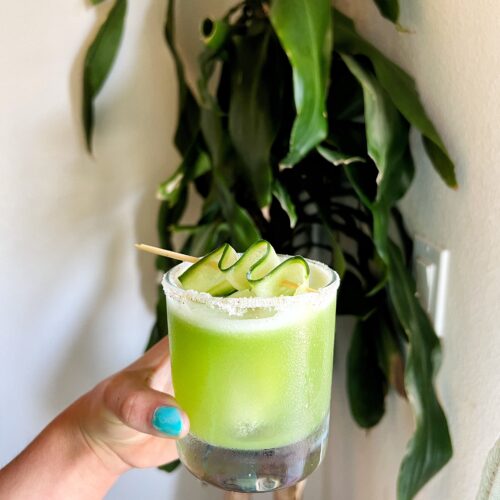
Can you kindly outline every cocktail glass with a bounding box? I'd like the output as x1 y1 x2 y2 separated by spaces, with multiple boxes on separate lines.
162 257 339 493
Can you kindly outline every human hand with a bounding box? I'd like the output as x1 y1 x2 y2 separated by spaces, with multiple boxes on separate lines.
0 336 189 499
65 335 189 475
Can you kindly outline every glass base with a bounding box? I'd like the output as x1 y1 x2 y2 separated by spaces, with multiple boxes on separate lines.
177 414 329 493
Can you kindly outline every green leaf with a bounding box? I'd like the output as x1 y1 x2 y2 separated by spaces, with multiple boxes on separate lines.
328 53 365 121
317 144 374 208
391 206 413 265
157 146 210 204
334 11 457 188
377 146 415 208
372 0 399 23
272 179 297 228
423 137 458 189
165 0 200 154
196 40 261 250
270 0 333 165
82 0 127 151
197 44 223 107
228 25 276 207
371 144 414 266
91 0 108 5
387 242 452 500
200 106 228 168
159 459 181 473
184 221 230 258
317 145 365 166
347 315 387 428
213 174 260 251
157 169 183 205
341 54 414 261
345 163 376 209
340 55 407 180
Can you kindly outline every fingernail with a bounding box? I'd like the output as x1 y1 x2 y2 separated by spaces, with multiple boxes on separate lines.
152 406 183 437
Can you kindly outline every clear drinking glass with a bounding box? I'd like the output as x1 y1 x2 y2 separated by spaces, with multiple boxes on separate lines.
162 257 339 493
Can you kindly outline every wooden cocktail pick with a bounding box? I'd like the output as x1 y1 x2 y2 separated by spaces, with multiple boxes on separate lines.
135 243 198 263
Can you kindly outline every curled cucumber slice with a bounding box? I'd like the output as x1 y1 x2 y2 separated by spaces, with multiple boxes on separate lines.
179 243 238 296
178 241 311 298
250 256 310 297
225 240 280 290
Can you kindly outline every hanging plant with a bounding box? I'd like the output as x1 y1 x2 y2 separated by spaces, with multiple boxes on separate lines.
79 1 455 499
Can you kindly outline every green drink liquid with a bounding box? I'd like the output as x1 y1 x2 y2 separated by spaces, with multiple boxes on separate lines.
165 258 338 451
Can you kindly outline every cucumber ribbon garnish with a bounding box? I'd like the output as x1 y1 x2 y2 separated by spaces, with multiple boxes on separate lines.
178 240 311 297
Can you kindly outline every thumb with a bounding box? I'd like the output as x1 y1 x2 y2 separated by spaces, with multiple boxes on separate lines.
103 372 189 439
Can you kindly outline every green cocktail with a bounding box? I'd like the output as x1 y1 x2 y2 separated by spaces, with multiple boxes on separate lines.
163 243 339 492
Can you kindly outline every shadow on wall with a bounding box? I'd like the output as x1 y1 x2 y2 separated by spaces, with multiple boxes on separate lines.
40 0 177 412
44 230 125 413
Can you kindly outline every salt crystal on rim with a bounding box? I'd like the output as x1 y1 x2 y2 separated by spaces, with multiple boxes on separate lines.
162 257 340 317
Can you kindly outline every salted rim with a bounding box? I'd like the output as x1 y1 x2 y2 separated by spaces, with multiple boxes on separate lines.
162 256 340 315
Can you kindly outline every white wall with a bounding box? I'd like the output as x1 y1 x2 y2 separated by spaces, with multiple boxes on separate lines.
325 0 500 499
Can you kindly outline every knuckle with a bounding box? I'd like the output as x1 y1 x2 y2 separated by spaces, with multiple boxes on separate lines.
118 391 140 425
102 373 142 425
102 374 123 408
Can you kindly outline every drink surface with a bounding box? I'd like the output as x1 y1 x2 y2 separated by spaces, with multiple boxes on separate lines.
165 259 337 450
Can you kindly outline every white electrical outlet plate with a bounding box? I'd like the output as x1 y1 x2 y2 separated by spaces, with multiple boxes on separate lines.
413 236 450 337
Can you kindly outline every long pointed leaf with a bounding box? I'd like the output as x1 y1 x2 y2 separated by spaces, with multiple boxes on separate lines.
422 137 457 188
228 25 276 207
341 54 414 261
159 459 181 473
270 0 332 165
183 221 230 258
317 145 365 166
388 242 452 500
341 55 407 180
317 144 374 208
372 0 399 23
213 174 260 251
82 0 127 151
157 145 210 204
272 179 298 229
334 11 457 188
347 315 387 428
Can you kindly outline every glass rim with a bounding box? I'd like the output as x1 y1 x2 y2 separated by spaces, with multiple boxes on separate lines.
162 255 340 314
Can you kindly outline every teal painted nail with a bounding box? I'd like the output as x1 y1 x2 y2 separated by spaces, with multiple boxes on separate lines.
152 406 183 436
